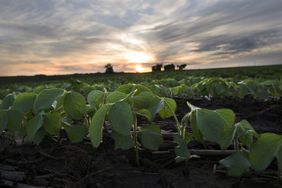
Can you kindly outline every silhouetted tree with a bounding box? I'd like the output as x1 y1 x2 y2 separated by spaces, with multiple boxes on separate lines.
105 64 114 74
177 64 187 71
152 64 163 72
164 64 175 71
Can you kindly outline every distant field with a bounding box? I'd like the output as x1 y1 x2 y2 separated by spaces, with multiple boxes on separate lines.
0 64 282 85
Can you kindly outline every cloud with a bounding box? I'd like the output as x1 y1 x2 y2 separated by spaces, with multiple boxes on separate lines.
0 0 281 76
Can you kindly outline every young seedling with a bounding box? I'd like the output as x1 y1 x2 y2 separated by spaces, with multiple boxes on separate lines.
89 84 165 165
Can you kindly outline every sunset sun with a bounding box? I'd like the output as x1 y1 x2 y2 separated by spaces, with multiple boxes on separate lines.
135 64 145 73
124 52 154 63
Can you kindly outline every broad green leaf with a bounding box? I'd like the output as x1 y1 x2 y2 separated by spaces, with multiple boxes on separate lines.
87 90 104 110
215 109 235 127
108 102 133 136
195 109 225 143
192 108 234 149
34 88 64 112
106 91 127 103
220 152 251 177
1 94 15 110
249 133 282 171
111 131 134 149
190 110 202 142
148 98 164 119
174 135 190 159
137 109 152 121
33 128 46 145
235 120 256 137
43 112 61 135
63 91 86 120
89 105 110 147
117 84 150 95
133 91 159 110
33 85 47 94
0 110 8 132
140 124 163 150
220 126 235 149
215 109 236 149
54 95 65 110
7 109 23 131
235 120 257 147
65 124 87 143
187 101 199 111
26 114 44 141
159 98 176 119
12 92 36 112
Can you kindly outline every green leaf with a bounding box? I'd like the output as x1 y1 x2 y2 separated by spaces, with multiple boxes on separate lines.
54 95 65 110
1 94 15 110
174 135 190 159
33 128 46 145
140 124 163 150
148 98 164 119
215 109 236 149
111 131 134 149
117 84 150 95
34 88 64 112
137 109 152 121
195 109 225 143
87 90 104 110
220 126 235 150
106 91 127 103
12 92 36 112
26 114 44 141
190 110 203 142
89 104 110 147
249 133 282 171
65 124 87 143
108 102 133 136
7 109 23 132
159 98 176 119
0 110 8 132
220 152 251 177
235 120 257 147
193 108 234 149
63 91 86 120
187 101 199 111
43 112 61 135
215 109 235 127
133 91 159 110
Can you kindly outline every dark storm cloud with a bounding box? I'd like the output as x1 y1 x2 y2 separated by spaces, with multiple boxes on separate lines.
0 0 281 75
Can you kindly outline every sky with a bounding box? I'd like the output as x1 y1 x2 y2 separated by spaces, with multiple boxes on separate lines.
0 0 282 76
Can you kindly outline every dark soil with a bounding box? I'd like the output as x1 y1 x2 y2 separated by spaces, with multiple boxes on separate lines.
0 98 281 188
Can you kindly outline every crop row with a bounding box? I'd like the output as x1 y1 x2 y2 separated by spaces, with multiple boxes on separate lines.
1 76 282 101
0 84 281 178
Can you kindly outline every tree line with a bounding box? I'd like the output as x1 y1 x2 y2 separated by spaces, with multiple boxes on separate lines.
104 63 187 73
151 63 187 72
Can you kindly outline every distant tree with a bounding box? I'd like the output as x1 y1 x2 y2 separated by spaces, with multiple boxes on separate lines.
105 64 114 74
152 64 163 72
164 64 175 71
177 64 187 71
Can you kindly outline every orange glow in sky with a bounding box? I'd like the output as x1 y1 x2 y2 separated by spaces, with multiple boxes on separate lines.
135 64 146 73
123 51 155 63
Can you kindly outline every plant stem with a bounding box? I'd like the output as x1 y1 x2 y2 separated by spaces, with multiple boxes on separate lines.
234 138 239 152
133 114 140 166
164 99 182 135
